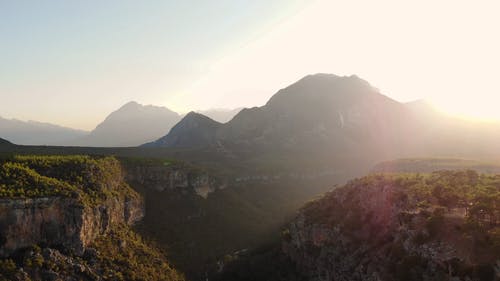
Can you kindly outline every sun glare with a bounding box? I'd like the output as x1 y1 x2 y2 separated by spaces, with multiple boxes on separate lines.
431 98 500 122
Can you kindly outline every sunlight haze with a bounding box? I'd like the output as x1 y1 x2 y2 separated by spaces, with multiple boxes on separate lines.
1 0 499 130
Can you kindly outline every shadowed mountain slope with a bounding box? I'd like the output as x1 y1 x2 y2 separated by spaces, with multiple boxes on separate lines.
148 74 500 172
148 112 222 148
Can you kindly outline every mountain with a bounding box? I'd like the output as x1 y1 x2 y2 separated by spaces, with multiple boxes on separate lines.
148 74 500 171
147 74 423 176
149 111 222 147
0 117 87 145
151 74 411 150
196 108 243 123
73 101 181 147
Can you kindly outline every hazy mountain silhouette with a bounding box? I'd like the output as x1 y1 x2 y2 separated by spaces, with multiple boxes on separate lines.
0 117 87 145
148 112 222 147
72 101 181 147
148 73 500 170
150 74 412 151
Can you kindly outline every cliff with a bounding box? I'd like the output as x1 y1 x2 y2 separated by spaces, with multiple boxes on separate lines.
122 158 225 198
283 171 500 281
0 155 185 281
0 155 143 257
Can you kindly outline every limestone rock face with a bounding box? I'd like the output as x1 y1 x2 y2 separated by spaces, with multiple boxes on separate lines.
0 194 143 257
124 164 223 198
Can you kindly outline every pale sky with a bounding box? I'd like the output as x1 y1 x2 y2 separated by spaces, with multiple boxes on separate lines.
1 0 499 130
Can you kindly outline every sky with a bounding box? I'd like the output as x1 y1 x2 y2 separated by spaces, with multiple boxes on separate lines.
1 0 499 130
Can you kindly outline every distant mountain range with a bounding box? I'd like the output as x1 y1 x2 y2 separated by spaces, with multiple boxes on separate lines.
3 74 500 153
70 101 181 147
0 117 87 145
0 102 241 147
148 73 500 173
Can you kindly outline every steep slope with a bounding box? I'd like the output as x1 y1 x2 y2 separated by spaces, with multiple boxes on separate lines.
0 117 87 145
0 155 184 281
149 112 222 148
152 74 413 153
151 74 411 152
219 74 412 150
282 171 500 281
73 101 181 147
148 74 422 177
149 74 500 173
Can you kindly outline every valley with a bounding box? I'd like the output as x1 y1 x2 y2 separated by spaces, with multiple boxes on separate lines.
1 74 499 281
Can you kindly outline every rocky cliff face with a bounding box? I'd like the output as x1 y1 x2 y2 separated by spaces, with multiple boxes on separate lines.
124 163 224 198
0 187 143 259
0 156 144 258
0 155 185 281
283 172 500 281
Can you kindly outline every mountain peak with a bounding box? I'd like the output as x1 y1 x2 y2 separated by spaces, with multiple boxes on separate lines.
119 101 141 110
265 73 380 110
148 112 221 147
183 111 213 120
71 102 181 147
175 112 221 129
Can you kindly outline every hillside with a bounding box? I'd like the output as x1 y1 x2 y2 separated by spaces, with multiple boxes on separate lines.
151 74 412 153
281 171 499 281
149 112 222 147
73 101 181 147
121 156 336 280
0 117 87 145
148 74 500 176
0 155 184 281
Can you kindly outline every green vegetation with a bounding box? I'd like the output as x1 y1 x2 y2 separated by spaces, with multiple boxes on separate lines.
133 178 333 280
0 162 77 198
372 158 500 174
299 170 499 280
0 155 184 281
306 170 499 229
0 155 138 206
0 225 185 281
91 224 185 281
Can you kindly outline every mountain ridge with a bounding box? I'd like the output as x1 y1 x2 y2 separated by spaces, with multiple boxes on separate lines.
71 101 182 147
148 111 222 148
0 117 87 145
147 73 415 157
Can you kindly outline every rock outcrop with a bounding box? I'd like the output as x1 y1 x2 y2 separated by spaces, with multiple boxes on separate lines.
0 195 143 257
283 171 500 281
124 162 224 198
0 156 144 257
